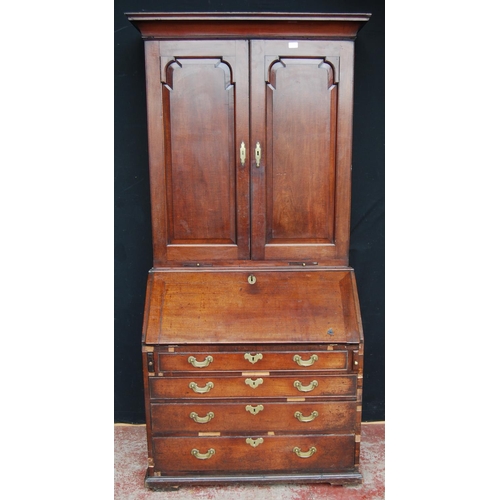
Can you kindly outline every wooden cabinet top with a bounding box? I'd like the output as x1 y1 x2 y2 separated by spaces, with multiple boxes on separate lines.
126 12 371 40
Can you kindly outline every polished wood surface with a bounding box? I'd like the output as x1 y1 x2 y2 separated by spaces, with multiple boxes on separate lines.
143 269 361 345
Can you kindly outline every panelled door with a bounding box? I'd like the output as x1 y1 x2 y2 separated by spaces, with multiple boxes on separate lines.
148 39 353 266
151 40 250 264
250 40 353 265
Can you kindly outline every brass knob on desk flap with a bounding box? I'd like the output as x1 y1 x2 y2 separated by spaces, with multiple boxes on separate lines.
248 274 256 284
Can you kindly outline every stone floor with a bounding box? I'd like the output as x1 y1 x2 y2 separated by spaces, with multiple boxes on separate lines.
114 422 385 499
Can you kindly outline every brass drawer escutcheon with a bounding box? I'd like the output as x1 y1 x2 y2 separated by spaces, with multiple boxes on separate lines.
293 446 317 458
191 448 215 460
294 410 319 422
190 411 215 423
245 404 264 415
244 353 263 364
246 437 264 448
188 355 214 368
245 377 264 389
293 380 318 392
293 354 319 367
189 381 214 394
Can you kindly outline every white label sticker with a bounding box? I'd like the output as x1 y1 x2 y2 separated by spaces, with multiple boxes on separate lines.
288 42 299 48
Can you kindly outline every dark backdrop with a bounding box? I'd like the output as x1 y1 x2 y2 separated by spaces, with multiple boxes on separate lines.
115 0 384 423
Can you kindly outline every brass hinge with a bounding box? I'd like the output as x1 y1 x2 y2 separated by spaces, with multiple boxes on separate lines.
182 262 213 267
148 457 154 468
288 261 318 266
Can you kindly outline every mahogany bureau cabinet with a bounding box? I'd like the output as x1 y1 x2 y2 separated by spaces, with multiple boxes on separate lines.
126 12 371 489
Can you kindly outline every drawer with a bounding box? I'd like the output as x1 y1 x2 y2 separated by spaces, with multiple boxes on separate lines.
149 374 357 400
151 401 358 434
152 434 356 474
158 350 350 373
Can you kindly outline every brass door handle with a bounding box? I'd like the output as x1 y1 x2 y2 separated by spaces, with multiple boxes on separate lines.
191 448 215 460
189 381 214 394
293 354 318 367
188 355 213 368
255 142 262 167
294 410 319 422
190 411 215 424
293 446 317 458
244 353 263 364
240 141 246 166
245 378 264 389
293 380 318 392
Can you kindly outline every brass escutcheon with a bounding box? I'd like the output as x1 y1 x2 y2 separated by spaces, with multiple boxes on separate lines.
293 380 318 392
245 377 264 389
248 274 257 284
246 437 264 448
293 354 319 367
244 352 263 364
245 404 264 415
188 355 213 368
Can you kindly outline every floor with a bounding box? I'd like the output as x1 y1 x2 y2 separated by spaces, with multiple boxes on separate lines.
114 422 384 499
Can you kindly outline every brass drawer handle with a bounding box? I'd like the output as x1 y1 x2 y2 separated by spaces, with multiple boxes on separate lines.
189 381 214 394
293 446 317 458
245 378 264 389
244 353 263 364
294 410 319 422
293 354 318 367
293 380 318 392
191 448 215 460
246 437 264 448
245 404 264 415
188 355 214 368
190 411 215 424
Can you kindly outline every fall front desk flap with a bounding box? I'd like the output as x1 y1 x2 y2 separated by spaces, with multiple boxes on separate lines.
143 268 362 345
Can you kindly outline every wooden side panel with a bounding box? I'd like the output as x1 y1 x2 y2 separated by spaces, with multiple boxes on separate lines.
251 40 354 264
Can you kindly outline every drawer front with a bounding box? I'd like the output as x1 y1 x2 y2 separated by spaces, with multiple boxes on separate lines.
149 374 357 400
158 350 349 373
151 401 357 434
152 434 355 474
